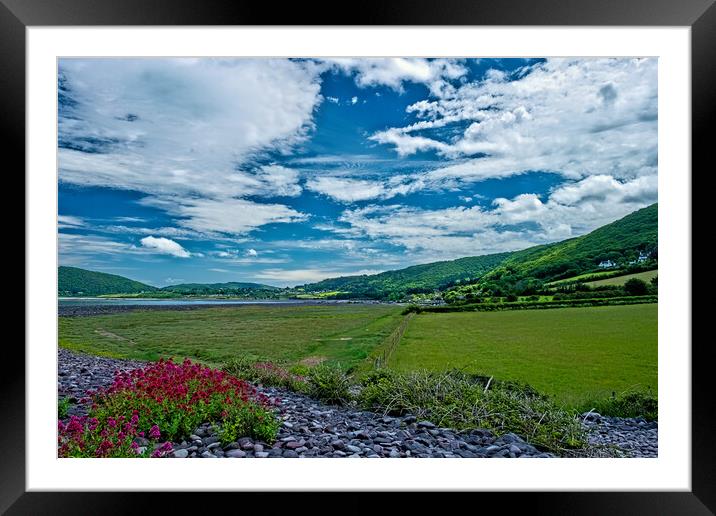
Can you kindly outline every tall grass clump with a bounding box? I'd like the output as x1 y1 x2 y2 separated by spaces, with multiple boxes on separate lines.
579 389 657 421
306 363 352 405
223 357 352 406
223 356 309 393
358 369 586 453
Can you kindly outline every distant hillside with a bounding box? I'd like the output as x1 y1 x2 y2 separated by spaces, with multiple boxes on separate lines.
58 266 158 296
303 203 657 301
482 203 658 284
161 282 279 295
300 253 512 301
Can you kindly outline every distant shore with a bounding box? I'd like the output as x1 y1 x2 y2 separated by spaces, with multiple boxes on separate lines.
58 297 389 317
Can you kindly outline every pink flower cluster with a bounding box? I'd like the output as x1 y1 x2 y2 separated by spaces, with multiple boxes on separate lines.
100 357 272 410
59 357 277 457
57 410 172 458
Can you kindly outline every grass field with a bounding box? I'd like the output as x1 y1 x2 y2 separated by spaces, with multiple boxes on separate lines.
59 304 404 369
390 304 657 407
545 270 624 286
584 269 658 287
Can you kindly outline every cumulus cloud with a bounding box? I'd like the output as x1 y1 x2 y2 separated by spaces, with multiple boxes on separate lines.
371 58 657 187
246 248 258 257
324 172 656 260
140 236 191 258
58 58 320 234
324 58 468 93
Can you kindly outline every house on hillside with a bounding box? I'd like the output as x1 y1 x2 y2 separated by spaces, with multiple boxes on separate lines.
628 251 650 266
598 260 617 269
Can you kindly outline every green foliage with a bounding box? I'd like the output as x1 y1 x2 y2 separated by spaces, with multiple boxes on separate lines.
480 203 658 286
300 252 512 301
161 281 279 297
413 295 657 313
223 356 310 393
58 397 72 419
58 266 158 296
216 402 281 445
357 369 587 453
623 278 649 296
306 364 352 405
580 390 658 421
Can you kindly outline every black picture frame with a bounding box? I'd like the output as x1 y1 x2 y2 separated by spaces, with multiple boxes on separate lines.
5 0 712 513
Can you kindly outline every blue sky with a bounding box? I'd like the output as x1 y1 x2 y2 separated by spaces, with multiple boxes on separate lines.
58 57 658 287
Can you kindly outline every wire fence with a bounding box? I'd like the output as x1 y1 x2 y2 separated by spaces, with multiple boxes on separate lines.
373 312 415 369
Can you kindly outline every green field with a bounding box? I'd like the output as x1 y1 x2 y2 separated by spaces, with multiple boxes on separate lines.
545 270 624 286
59 304 404 368
584 269 658 287
390 304 657 407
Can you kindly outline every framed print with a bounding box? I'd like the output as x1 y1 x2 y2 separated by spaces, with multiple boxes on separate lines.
5 0 713 513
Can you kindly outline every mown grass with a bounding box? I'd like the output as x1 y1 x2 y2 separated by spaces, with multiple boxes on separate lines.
390 304 657 409
584 269 658 287
59 304 404 369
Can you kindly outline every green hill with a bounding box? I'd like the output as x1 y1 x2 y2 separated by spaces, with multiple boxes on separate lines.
303 203 657 301
161 282 279 295
485 203 657 283
300 252 512 301
58 266 158 296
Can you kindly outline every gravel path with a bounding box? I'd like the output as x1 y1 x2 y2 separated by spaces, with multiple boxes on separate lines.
57 349 657 458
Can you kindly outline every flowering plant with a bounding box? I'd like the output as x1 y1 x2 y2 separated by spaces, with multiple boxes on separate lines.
59 358 279 458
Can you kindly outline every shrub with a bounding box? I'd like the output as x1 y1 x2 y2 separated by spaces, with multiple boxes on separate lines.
58 413 172 458
90 358 276 443
358 369 586 453
215 402 281 446
306 364 352 405
624 278 649 296
59 358 280 457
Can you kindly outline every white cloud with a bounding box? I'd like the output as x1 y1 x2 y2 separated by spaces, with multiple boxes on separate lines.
327 172 656 261
371 58 657 188
58 215 84 229
59 232 133 257
140 236 191 258
246 248 258 257
59 58 320 234
306 175 424 203
325 96 339 104
351 96 358 105
324 58 468 93
306 177 387 202
139 197 307 237
253 268 385 287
